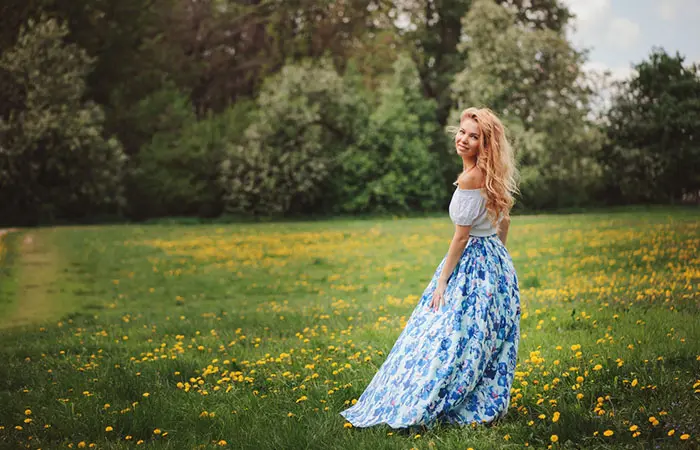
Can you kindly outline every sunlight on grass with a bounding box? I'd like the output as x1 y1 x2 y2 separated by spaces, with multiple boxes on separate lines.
0 210 698 449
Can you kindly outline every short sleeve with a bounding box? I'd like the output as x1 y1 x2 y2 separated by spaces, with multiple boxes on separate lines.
449 191 484 226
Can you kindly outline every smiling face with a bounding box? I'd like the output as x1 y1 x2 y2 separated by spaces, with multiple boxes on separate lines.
455 118 481 158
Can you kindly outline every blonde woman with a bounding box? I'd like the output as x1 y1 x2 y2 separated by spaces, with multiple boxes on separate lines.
340 107 521 428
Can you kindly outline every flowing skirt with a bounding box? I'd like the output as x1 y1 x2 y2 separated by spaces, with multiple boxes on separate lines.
340 234 520 428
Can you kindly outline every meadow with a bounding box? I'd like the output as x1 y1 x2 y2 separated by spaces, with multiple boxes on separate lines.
0 208 698 449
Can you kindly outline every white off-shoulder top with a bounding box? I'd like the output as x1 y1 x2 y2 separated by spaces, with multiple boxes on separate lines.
448 183 501 236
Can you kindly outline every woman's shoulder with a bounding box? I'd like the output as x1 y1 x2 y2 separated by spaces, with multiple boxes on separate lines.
456 167 485 191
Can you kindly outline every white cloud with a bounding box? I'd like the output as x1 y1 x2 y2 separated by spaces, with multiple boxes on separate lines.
561 0 642 57
659 0 678 20
562 0 611 27
658 0 700 20
606 18 641 50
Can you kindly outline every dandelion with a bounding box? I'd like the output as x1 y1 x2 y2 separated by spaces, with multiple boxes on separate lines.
680 434 690 440
550 435 558 442
552 411 560 422
105 426 113 432
603 430 614 437
344 423 353 428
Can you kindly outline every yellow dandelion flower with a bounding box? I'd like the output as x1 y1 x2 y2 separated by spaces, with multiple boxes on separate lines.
680 434 690 440
550 435 558 443
105 426 114 432
344 423 353 428
552 411 560 423
603 430 614 437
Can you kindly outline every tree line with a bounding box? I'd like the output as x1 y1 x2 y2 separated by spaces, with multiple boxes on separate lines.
0 0 698 225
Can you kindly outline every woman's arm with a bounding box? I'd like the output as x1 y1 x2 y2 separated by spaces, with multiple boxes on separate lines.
438 225 471 284
429 225 470 311
497 216 511 246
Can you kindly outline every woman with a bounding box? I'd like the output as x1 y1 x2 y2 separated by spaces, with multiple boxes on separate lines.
340 107 521 429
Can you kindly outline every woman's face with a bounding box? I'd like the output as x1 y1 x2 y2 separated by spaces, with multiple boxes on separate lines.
455 119 480 158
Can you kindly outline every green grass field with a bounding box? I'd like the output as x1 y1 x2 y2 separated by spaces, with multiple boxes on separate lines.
0 208 699 449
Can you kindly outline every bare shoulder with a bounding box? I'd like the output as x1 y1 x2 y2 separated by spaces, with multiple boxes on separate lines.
457 167 486 190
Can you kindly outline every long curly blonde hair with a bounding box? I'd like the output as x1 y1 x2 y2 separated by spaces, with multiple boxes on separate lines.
453 107 519 224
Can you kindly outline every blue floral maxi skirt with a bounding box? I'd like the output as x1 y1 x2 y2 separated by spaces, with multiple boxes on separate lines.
340 234 520 428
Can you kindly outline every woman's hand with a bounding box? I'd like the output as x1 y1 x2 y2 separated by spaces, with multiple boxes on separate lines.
429 278 448 312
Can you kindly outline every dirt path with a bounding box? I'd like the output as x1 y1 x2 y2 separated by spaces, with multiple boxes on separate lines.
0 229 63 329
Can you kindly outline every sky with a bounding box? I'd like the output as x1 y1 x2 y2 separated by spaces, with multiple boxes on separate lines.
561 0 700 81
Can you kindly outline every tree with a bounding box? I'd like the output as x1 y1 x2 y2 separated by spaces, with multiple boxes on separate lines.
450 0 602 209
219 59 361 216
602 49 700 203
335 54 444 213
0 16 126 224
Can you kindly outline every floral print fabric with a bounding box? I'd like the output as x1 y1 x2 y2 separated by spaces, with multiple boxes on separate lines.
340 234 520 428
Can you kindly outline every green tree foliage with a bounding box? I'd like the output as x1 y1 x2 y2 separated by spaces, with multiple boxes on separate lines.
219 59 360 216
450 0 603 209
601 49 700 203
126 86 255 219
0 16 126 224
335 55 444 213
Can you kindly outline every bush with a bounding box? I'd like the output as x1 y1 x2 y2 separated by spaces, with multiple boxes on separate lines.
220 59 359 216
0 15 126 225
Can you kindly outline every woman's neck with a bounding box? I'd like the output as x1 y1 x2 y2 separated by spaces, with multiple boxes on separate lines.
462 158 477 172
